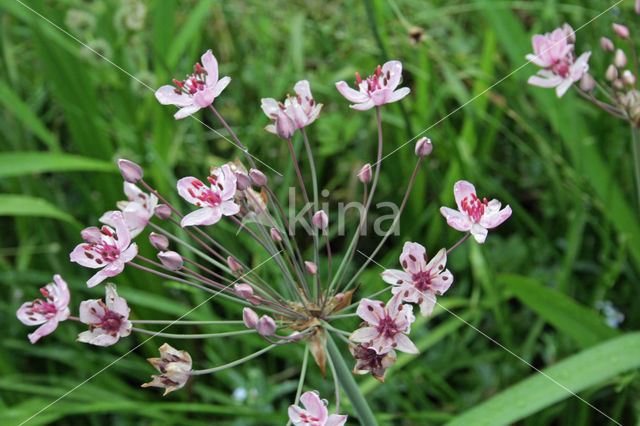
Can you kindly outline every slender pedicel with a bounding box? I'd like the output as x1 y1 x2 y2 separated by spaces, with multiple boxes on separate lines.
190 344 278 375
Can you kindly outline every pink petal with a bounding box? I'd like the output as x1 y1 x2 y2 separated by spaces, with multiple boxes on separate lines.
155 85 193 107
525 53 549 68
53 275 71 307
350 99 375 111
105 284 130 318
300 391 327 422
418 291 437 317
211 76 231 98
439 207 472 232
86 261 125 288
201 50 219 84
77 329 119 346
79 299 105 323
326 414 348 426
288 405 305 423
350 326 379 342
480 205 512 229
264 124 276 134
108 212 131 251
193 89 215 108
393 333 419 354
335 81 369 103
261 98 280 118
371 89 392 106
381 60 403 89
16 302 47 325
174 105 201 119
214 165 237 200
220 200 240 216
453 180 476 211
180 207 222 227
28 319 59 344
356 298 384 325
470 223 488 244
430 269 453 295
381 269 412 286
399 241 427 275
387 87 410 103
293 80 313 101
528 74 563 88
555 78 573 97
70 244 103 268
425 247 446 274
392 284 420 303
177 177 203 205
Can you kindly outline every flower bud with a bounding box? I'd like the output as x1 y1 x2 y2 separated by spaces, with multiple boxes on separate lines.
562 23 575 44
414 137 433 157
358 163 372 183
614 49 627 68
227 256 243 274
623 70 637 86
149 232 169 250
636 0 640 14
600 37 614 52
275 112 296 139
270 227 282 242
579 73 595 91
235 171 251 190
242 307 258 328
158 251 183 271
312 210 328 230
118 159 143 183
613 23 629 39
305 261 318 275
613 79 625 90
81 226 103 244
249 168 267 187
234 283 254 299
154 204 172 220
606 64 618 81
256 315 277 336
248 296 262 306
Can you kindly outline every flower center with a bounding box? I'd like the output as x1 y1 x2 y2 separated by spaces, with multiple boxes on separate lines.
460 193 488 223
82 227 121 264
376 314 400 339
412 270 436 292
98 310 124 334
172 62 209 95
188 178 223 207
30 299 58 317
298 413 321 424
355 65 393 96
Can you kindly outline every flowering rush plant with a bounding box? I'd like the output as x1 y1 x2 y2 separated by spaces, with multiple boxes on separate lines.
17 49 511 423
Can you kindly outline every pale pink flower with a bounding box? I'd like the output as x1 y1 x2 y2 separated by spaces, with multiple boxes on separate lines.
70 212 138 287
440 180 512 244
77 283 132 346
335 60 410 110
155 49 231 119
351 294 417 354
288 391 347 426
16 275 70 343
142 343 192 396
350 344 397 382
100 183 158 238
261 80 323 137
382 243 452 317
177 164 240 227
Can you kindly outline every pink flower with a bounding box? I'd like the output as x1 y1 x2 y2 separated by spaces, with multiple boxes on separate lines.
351 294 417 354
382 242 453 317
261 80 323 137
177 164 240 227
526 26 591 97
350 344 397 382
155 49 231 119
335 60 410 110
100 183 158 238
16 275 70 343
440 180 512 244
77 283 132 346
288 391 347 426
70 212 138 287
142 343 192 396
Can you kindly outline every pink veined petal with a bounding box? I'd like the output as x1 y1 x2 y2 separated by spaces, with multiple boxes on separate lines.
86 261 126 288
215 165 237 200
381 269 413 286
386 87 410 103
105 284 130 317
439 207 472 232
430 269 453 295
108 212 131 251
555 78 573 97
181 207 222 227
381 60 403 89
121 209 148 238
287 406 306 424
53 274 71 307
123 182 143 201
335 81 369 103
350 326 379 342
425 247 447 275
16 302 47 325
386 293 404 319
220 200 240 216
525 53 550 68
174 105 201 120
470 223 488 244
70 243 103 268
201 50 219 85
453 180 476 211
371 88 393 106
56 306 71 323
356 298 384 325
350 98 375 111
79 299 105 323
393 333 419 354
78 329 119 347
28 319 59 344
293 80 313 101
287 102 308 128
326 414 348 426
480 205 512 229
264 123 276 134
154 85 193 107
261 98 280 118
193 89 216 108
177 177 203 205
531 35 548 57
99 210 118 228
392 284 420 304
211 76 231 98
418 291 438 317
528 74 563 88
300 391 328 422
306 104 323 125
399 241 427 275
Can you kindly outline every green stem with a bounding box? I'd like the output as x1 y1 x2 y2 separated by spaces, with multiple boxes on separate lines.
191 344 278 375
632 126 640 211
294 345 310 405
325 332 378 425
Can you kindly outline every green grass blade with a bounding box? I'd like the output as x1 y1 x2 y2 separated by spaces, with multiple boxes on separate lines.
0 194 80 227
0 153 115 178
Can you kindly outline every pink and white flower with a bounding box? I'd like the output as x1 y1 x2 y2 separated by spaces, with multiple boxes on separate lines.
382 242 453 317
526 26 591 97
335 60 410 110
351 294 417 354
261 80 323 137
16 275 70 343
100 182 158 238
142 343 192 396
288 391 347 426
350 344 397 382
155 49 231 119
77 283 132 346
440 180 512 244
177 164 240 227
70 212 138 287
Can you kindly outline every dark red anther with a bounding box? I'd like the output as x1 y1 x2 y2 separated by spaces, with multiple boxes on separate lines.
101 226 112 236
376 64 382 77
187 188 196 198
355 72 363 84
40 288 50 298
191 179 203 188
173 78 183 88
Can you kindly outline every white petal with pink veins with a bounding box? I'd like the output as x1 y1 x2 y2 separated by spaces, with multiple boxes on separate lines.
393 333 419 354
356 298 384 325
181 207 222 227
200 50 219 84
69 243 104 268
220 200 240 216
211 76 231 97
381 60 403 89
350 327 379 342
335 81 369 103
177 177 203 205
453 180 476 211
470 223 488 244
399 241 427 275
350 98 375 111
261 98 280 118
387 87 410 103
154 85 193 107
480 205 512 229
381 269 412 285
439 207 472 231
193 89 216 108
418 291 438 317
174 105 201 119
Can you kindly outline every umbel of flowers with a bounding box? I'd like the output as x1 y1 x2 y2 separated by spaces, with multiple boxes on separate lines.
16 49 511 424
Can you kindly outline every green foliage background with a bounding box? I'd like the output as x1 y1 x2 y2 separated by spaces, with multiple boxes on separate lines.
1 0 639 424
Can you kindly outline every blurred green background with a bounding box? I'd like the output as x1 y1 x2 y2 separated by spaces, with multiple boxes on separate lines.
1 0 639 424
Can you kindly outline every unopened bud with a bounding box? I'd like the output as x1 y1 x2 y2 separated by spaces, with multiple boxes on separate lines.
562 23 575 44
312 210 328 230
636 0 640 14
358 164 372 183
275 112 296 139
622 70 637 86
613 79 625 90
600 37 614 52
256 315 277 336
227 256 243 274
606 64 618 81
149 232 169 250
118 159 143 183
579 74 595 91
614 49 627 68
305 261 318 275
154 204 172 220
613 23 629 39
235 172 251 190
249 168 267 187
81 226 103 244
234 283 254 299
242 307 258 328
158 251 183 271
248 296 262 306
414 137 433 157
270 227 282 242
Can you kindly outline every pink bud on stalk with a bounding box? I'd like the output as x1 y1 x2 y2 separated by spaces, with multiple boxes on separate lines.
149 233 169 250
622 70 637 86
249 168 267 187
305 261 318 275
235 172 251 190
81 227 103 244
158 251 183 271
358 163 372 183
606 64 618 81
579 74 595 91
312 210 328 230
414 137 433 157
613 23 629 39
270 228 282 242
600 37 614 52
154 204 172 220
257 315 277 336
234 283 254 299
242 308 259 328
613 79 625 90
118 159 143 183
614 49 627 68
227 256 243 274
